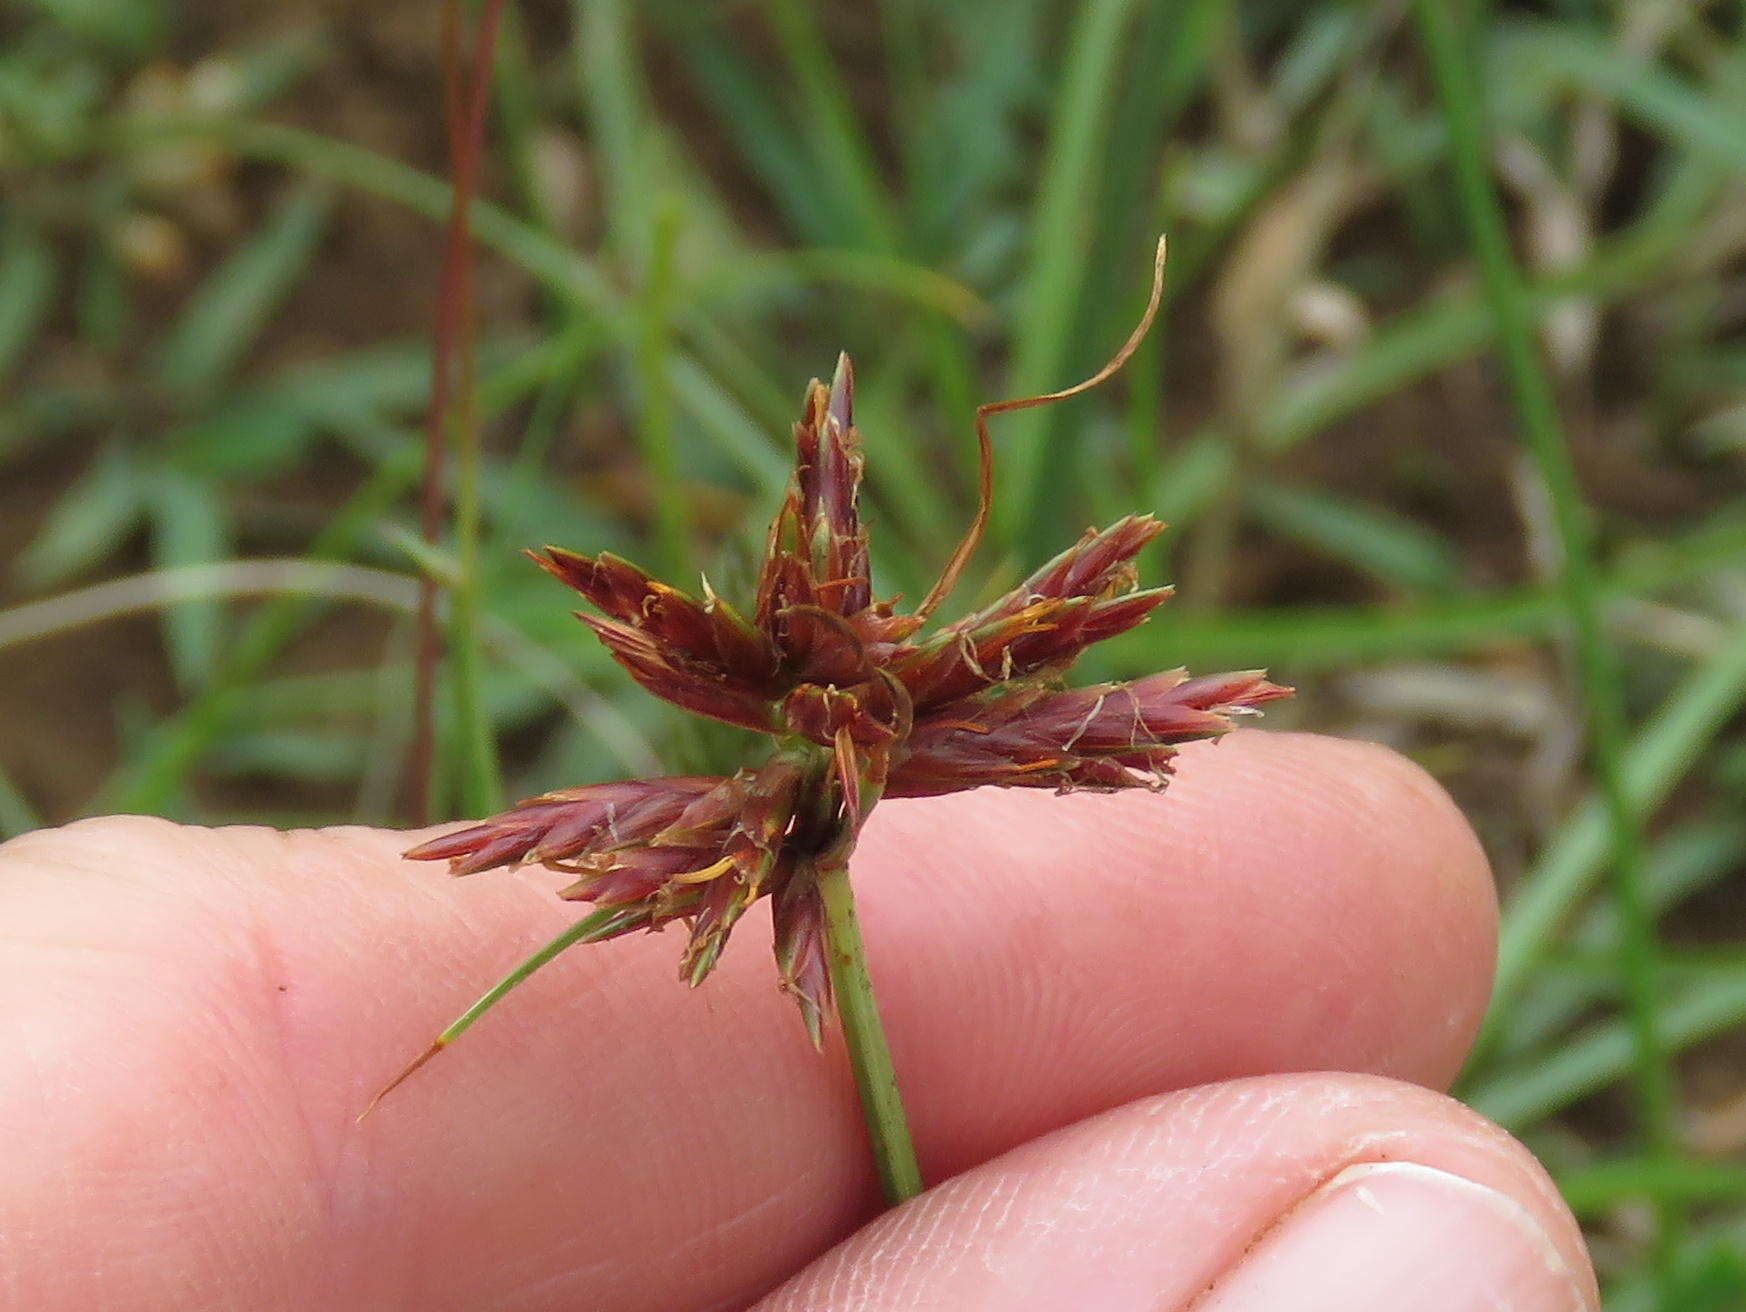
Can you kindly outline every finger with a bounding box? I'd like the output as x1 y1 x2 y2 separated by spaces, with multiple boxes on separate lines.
0 732 1496 1310
757 1072 1596 1312
853 729 1495 1175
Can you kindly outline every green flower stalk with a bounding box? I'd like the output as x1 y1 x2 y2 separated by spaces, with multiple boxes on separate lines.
369 240 1291 1204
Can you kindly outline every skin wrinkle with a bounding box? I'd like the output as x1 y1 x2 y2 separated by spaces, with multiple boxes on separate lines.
893 1189 962 1292
489 1251 630 1312
191 994 311 1298
839 1189 928 1300
2 812 179 874
972 1175 1042 1288
36 825 482 1307
860 1177 972 1304
660 1161 836 1306
1176 742 1473 1080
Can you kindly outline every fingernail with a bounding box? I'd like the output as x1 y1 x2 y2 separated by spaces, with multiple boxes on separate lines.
1194 1161 1592 1312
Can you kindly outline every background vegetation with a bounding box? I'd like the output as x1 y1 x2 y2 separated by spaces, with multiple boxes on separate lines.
2 0 1744 1303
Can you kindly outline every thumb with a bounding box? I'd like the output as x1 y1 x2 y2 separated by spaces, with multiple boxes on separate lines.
756 1073 1596 1312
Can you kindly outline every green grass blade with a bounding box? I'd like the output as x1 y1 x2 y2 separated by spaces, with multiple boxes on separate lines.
490 4 554 232
147 471 231 690
1104 512 1746 672
208 728 369 785
1257 152 1721 453
1468 969 1746 1131
760 0 900 252
117 117 620 316
1557 1159 1746 1217
1502 23 1746 176
1143 433 1236 530
849 345 959 554
0 215 56 382
100 450 422 815
149 187 332 400
632 201 689 578
997 0 1141 552
449 407 501 819
575 0 651 270
658 16 841 243
666 355 791 495
1487 820 1746 1063
1481 617 1746 1051
1246 479 1464 594
1415 1 1679 1247
1069 0 1225 500
114 118 962 483
713 249 992 326
12 443 144 590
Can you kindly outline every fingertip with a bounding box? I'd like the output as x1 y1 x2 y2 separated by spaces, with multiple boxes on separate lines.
1187 731 1500 1069
849 730 1499 1175
1219 731 1497 1085
1164 730 1496 936
755 1073 1595 1312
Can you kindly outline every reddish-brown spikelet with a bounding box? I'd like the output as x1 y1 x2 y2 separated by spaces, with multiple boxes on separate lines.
395 251 1291 1086
531 548 779 693
405 777 716 873
888 670 1290 796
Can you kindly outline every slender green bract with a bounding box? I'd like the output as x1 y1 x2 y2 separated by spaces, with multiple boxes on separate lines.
364 809 928 1207
357 904 640 1120
435 905 641 1042
816 858 924 1205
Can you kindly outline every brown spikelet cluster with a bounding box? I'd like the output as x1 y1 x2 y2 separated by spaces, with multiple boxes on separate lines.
406 353 1290 1042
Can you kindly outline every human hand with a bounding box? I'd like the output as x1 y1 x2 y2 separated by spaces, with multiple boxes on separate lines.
0 732 1596 1310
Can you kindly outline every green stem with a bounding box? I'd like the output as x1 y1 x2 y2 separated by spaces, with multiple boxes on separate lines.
450 439 501 816
103 451 420 814
1414 0 1679 1265
634 198 690 580
1001 0 1142 555
816 859 923 1205
445 0 504 820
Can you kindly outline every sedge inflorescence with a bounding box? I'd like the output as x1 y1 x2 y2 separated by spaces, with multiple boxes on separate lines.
403 349 1289 1048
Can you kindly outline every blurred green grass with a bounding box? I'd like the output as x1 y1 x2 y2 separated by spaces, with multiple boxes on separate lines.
2 0 1745 1301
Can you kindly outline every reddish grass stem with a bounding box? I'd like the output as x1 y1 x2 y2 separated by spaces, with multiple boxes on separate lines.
410 0 510 823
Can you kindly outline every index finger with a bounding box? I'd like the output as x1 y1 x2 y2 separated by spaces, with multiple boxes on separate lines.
0 731 1495 1311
